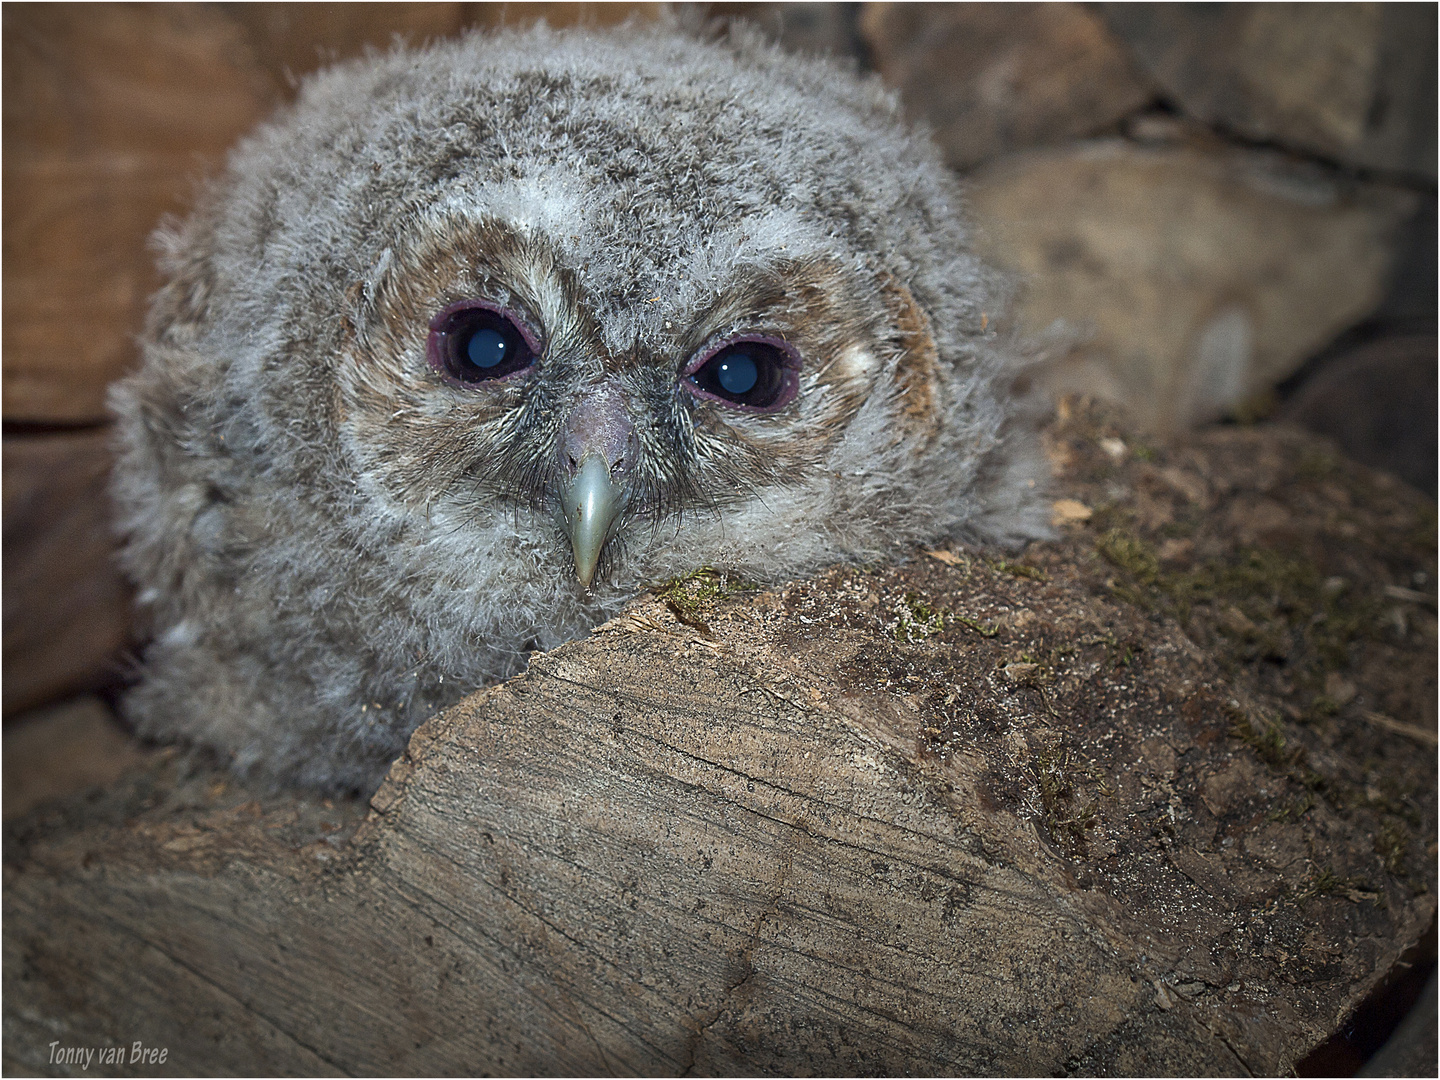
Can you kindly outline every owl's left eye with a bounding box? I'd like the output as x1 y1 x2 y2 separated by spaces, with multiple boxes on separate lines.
427 301 539 386
682 336 800 412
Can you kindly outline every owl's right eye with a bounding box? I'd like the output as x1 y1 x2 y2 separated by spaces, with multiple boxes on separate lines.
427 302 539 386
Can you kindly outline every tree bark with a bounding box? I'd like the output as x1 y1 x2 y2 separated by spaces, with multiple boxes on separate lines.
6 408 1434 1076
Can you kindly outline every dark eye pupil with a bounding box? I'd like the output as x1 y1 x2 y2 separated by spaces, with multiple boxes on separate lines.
466 326 509 369
429 305 536 385
715 353 758 394
690 341 791 410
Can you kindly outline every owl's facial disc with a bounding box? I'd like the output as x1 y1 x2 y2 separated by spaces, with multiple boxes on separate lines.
556 387 637 587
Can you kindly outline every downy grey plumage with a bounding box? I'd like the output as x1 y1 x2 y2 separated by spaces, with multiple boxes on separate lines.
110 18 1048 791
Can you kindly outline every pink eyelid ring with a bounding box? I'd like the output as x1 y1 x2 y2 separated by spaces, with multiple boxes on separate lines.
425 298 543 380
681 333 802 412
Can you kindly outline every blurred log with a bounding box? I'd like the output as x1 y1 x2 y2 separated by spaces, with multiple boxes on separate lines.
5 408 1435 1076
226 2 671 93
0 4 273 422
225 2 470 86
2 430 135 714
2 696 153 820
0 4 666 721
967 139 1416 429
465 1 665 32
859 2 1154 171
1101 3 1438 181
706 2 861 58
1279 334 1439 496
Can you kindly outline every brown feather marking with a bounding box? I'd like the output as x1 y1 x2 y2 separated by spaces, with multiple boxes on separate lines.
882 276 942 444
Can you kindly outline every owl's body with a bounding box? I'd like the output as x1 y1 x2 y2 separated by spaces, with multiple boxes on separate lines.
111 20 1047 791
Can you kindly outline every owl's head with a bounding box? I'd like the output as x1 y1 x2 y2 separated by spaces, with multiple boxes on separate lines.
129 19 1045 617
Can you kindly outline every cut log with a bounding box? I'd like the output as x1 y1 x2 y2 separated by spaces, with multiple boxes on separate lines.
967 140 1417 429
2 429 136 713
2 696 154 820
0 4 273 422
0 4 660 423
859 1 1154 171
5 407 1434 1075
1100 3 1438 181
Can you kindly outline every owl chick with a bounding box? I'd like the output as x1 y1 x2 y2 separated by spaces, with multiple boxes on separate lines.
109 20 1048 792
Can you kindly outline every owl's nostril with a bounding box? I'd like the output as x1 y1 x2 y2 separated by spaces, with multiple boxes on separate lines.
557 386 635 478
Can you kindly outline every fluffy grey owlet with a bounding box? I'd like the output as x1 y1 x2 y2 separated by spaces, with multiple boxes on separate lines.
109 20 1048 792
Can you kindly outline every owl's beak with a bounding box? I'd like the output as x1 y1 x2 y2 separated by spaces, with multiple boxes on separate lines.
559 453 625 588
556 387 636 588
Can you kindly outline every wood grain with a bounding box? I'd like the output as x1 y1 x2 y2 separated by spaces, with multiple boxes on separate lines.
6 522 1434 1074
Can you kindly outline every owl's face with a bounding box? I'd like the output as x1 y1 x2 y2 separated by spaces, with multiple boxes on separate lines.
340 212 936 588
192 22 1018 610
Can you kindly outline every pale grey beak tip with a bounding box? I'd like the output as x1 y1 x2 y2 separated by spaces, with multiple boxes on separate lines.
560 454 624 588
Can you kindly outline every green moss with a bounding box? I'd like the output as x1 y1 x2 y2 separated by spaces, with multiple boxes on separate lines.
1096 529 1159 584
1296 447 1342 482
1089 766 1117 800
1165 548 1318 625
1408 503 1437 552
1157 516 1200 539
1086 500 1133 534
1003 656 1052 689
1035 748 1091 852
1296 869 1379 905
1229 389 1277 425
886 592 947 643
953 614 999 638
1099 529 1383 683
992 558 1049 582
1224 702 1344 816
1094 526 1396 806
1361 777 1425 828
1080 631 1139 669
653 566 751 631
1266 792 1314 823
1032 747 1109 856
1375 819 1410 876
1227 705 1291 771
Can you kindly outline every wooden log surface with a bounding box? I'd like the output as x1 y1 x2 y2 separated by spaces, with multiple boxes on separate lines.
5 407 1435 1076
2 430 137 713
